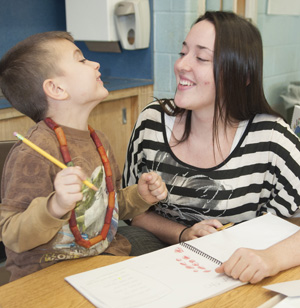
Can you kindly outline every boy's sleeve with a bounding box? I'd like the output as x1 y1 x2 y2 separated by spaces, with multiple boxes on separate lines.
0 195 70 253
117 184 153 220
0 141 68 253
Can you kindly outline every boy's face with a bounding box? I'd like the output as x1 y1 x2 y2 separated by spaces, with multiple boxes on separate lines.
52 40 108 106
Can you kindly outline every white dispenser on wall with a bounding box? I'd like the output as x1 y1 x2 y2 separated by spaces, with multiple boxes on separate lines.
65 0 120 41
114 0 150 50
65 0 121 52
65 0 150 52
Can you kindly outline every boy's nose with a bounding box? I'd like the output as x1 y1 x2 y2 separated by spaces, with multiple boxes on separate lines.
94 61 100 70
88 60 100 70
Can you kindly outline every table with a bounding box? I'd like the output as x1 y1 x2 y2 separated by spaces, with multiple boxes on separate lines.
1 217 300 308
0 254 299 308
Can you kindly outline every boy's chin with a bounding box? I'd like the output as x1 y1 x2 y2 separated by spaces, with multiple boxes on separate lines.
98 88 109 100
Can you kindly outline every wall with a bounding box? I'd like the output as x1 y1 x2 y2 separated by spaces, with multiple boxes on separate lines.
257 0 300 118
153 0 199 99
1 0 299 116
0 0 153 82
153 0 300 120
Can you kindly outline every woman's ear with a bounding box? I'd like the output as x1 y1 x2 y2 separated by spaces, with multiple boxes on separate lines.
43 79 69 100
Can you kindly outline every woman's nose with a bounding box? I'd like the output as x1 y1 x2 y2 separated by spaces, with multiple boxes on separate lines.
176 56 192 72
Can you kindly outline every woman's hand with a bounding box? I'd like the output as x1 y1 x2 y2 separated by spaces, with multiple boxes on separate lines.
180 219 223 242
215 247 280 283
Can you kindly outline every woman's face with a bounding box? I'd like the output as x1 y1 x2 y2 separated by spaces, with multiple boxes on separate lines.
174 20 216 114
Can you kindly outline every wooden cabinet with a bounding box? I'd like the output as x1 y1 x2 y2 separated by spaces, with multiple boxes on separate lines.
88 85 153 171
0 85 153 172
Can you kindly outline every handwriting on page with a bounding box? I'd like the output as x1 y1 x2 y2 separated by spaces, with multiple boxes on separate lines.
81 268 172 308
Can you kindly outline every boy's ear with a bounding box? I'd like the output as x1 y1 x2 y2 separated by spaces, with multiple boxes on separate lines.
43 79 69 100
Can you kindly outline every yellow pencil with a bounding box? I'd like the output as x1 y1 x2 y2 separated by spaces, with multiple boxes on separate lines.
14 132 98 192
216 222 234 231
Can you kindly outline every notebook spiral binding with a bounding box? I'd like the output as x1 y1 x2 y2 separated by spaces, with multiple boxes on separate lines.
180 242 222 266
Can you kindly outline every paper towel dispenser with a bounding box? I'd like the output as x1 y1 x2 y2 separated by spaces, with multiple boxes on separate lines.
65 0 150 52
114 0 150 50
65 0 119 40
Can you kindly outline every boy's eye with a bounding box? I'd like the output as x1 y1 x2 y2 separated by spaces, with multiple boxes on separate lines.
79 58 86 63
179 52 185 57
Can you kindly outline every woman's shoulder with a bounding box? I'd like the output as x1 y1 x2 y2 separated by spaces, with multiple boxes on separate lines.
136 101 164 123
141 100 177 120
142 101 163 113
252 114 289 129
251 114 299 144
253 113 282 122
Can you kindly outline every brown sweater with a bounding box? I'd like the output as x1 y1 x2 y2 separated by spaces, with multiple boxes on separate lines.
0 121 151 281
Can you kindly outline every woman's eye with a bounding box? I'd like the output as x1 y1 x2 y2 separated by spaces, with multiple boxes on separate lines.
79 58 86 63
179 52 185 57
197 57 209 62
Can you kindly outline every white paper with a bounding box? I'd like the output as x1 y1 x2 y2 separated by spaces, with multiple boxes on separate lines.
264 280 300 297
66 214 300 308
272 296 300 308
193 213 300 263
79 268 172 308
66 243 244 308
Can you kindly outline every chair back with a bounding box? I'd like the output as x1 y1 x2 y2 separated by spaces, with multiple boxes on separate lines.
0 140 16 202
0 140 16 263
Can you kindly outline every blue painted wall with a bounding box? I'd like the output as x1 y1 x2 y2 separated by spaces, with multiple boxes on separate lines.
0 0 153 81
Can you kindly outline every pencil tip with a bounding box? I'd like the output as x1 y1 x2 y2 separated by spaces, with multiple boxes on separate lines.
92 185 98 192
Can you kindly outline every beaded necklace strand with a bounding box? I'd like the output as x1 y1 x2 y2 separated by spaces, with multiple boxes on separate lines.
44 118 115 248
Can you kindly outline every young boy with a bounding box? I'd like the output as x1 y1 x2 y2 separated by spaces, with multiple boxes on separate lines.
0 31 167 281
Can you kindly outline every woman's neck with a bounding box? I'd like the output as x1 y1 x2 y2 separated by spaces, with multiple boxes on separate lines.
170 111 238 168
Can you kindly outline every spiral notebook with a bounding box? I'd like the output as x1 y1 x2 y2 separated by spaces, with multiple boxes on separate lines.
65 214 300 308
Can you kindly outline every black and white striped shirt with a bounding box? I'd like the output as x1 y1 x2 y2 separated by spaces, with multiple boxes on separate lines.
123 102 300 226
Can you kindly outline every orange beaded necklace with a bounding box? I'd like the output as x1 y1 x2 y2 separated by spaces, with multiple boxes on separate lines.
44 118 115 248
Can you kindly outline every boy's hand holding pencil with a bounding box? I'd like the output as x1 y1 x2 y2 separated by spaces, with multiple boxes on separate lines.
49 166 88 218
14 132 98 218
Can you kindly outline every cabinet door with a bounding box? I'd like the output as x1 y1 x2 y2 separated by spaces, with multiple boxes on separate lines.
0 110 34 141
88 96 138 172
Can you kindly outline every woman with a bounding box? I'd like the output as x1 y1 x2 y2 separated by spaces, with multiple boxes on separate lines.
121 11 300 283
